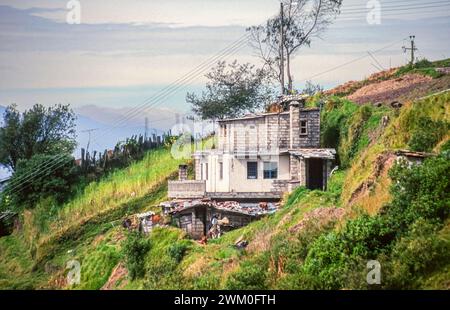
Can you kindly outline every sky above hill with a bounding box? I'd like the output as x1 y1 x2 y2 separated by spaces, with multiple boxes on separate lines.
0 0 449 119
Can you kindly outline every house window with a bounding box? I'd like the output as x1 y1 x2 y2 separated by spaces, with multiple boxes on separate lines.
263 162 278 179
247 162 258 179
300 120 308 135
219 162 223 180
204 163 208 180
222 124 227 137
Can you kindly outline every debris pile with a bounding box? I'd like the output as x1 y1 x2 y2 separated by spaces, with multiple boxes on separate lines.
161 199 279 216
122 211 162 235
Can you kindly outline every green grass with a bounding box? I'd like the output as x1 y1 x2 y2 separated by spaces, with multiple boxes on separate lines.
0 146 186 289
395 58 450 79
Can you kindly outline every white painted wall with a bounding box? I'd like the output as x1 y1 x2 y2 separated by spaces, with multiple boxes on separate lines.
199 154 290 193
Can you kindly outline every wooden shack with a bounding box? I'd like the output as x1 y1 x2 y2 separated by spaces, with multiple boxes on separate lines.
171 204 258 239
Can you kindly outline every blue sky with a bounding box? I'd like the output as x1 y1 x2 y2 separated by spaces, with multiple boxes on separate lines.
0 0 449 117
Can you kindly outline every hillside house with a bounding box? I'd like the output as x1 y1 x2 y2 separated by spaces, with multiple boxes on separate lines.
169 95 336 201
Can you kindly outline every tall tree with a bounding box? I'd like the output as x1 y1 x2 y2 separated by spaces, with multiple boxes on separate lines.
248 0 342 93
187 60 274 121
0 103 76 171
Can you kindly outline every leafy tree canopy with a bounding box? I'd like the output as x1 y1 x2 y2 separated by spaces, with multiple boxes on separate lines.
0 103 76 171
187 61 274 120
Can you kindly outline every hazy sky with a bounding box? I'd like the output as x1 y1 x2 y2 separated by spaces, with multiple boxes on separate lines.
0 0 449 114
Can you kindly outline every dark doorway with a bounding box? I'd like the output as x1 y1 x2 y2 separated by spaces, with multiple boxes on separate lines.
307 158 323 190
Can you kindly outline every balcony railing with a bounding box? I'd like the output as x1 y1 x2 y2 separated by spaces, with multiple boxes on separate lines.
168 180 206 199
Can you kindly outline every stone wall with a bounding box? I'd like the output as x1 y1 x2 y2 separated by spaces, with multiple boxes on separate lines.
174 205 256 239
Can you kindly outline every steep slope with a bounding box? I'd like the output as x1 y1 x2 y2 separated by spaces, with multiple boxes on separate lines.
101 91 449 290
0 147 185 289
0 77 448 290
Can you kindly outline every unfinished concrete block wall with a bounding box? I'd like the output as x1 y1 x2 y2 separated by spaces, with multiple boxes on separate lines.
266 113 290 151
194 158 201 180
299 158 307 186
178 165 188 181
299 109 321 148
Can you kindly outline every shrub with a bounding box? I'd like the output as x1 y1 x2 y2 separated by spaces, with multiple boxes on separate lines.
168 241 190 264
383 219 449 289
225 256 268 290
2 154 81 209
407 116 449 152
300 232 350 289
387 152 450 231
123 231 151 280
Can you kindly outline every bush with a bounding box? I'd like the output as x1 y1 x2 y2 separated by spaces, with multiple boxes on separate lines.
299 147 450 289
123 231 151 280
300 232 350 289
407 116 449 152
225 256 268 290
387 152 450 231
2 154 81 209
168 241 189 263
395 59 442 78
383 219 449 289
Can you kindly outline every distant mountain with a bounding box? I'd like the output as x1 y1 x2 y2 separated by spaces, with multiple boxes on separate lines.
73 105 181 158
0 103 183 170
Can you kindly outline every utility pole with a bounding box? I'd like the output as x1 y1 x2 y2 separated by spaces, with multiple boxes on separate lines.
280 2 285 95
402 35 417 66
81 128 100 152
145 117 149 140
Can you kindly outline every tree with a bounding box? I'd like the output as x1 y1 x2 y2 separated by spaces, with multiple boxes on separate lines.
248 0 342 93
302 80 323 96
0 103 76 171
187 61 274 121
2 154 81 208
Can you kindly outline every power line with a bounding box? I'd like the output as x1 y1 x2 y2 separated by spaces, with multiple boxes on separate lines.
300 37 406 82
1 29 256 196
340 0 450 14
1 27 255 192
336 3 450 19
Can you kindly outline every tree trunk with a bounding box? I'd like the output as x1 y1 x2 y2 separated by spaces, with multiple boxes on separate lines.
286 53 293 93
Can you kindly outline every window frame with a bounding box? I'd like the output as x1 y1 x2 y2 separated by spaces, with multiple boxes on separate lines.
263 161 278 179
300 119 308 136
247 161 258 180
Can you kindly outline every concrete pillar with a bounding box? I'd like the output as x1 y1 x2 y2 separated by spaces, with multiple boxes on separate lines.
289 102 300 149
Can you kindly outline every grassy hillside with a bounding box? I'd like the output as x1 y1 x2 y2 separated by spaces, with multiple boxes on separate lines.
0 88 448 290
118 91 448 290
0 147 185 289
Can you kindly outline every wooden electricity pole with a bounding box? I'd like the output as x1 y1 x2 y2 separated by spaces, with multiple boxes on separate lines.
280 2 285 95
81 128 100 152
